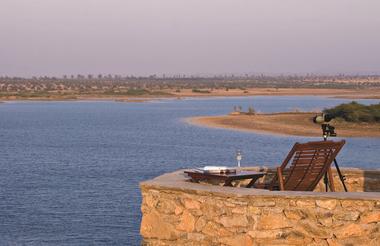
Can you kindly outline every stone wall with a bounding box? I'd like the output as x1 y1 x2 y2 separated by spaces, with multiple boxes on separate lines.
140 168 380 245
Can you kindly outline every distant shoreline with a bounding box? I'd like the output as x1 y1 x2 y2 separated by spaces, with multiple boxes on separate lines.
186 112 380 138
1 88 380 101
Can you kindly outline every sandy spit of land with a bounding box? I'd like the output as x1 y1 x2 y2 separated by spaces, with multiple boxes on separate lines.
187 113 380 138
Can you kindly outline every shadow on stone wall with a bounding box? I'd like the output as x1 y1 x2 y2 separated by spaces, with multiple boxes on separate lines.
363 170 380 192
315 168 380 192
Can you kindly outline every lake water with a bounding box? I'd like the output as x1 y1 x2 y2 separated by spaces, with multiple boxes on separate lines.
0 96 379 245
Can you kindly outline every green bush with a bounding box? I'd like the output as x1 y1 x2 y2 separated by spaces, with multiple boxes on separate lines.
323 101 380 123
125 88 150 95
104 88 150 96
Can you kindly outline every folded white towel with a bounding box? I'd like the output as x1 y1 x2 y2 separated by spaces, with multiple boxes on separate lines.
203 166 228 171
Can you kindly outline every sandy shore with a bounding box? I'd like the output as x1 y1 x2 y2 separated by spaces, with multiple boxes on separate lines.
171 88 380 99
114 98 157 103
2 88 380 101
187 113 380 138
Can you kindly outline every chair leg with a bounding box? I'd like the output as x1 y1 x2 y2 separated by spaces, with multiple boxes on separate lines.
277 167 285 191
327 167 335 192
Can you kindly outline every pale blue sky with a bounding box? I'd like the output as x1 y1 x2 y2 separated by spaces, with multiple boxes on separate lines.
1 0 380 77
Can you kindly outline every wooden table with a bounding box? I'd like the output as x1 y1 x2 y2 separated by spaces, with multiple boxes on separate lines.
184 170 266 188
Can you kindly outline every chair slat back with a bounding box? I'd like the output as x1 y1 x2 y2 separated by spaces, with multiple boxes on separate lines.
278 140 345 191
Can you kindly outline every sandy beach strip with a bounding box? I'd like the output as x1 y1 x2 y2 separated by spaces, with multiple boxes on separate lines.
2 87 380 101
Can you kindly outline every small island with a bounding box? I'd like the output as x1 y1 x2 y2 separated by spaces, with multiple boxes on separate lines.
188 102 380 138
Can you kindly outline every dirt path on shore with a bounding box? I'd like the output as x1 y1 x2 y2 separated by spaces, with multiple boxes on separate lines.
187 113 380 138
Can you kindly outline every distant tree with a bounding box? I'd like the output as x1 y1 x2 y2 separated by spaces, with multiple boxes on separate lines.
247 106 256 115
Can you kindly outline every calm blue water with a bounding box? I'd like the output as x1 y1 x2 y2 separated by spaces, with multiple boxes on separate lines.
0 96 379 245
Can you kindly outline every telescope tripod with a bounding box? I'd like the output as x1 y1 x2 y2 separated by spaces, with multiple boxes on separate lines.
322 127 348 192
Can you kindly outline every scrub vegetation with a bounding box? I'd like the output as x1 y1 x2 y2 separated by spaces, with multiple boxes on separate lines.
324 102 380 123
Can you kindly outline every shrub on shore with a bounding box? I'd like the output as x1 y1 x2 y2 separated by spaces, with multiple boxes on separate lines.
104 88 149 96
192 88 211 93
323 101 380 123
125 88 150 95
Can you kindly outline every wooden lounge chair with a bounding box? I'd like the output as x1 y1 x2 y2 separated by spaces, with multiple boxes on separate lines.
258 140 345 191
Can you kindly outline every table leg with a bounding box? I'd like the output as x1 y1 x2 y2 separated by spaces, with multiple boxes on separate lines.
246 177 261 188
223 179 233 187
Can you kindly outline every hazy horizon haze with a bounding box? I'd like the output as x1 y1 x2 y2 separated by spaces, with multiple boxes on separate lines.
1 0 380 77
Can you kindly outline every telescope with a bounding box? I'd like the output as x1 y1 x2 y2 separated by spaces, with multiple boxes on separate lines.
313 113 347 191
313 113 334 124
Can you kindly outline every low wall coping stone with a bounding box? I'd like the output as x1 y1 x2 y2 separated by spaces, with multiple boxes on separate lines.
140 168 380 201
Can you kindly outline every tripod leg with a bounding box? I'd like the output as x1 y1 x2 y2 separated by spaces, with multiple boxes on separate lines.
327 166 335 192
334 159 348 192
323 172 329 192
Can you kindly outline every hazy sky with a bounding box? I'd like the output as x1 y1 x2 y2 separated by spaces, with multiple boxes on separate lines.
1 0 380 77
